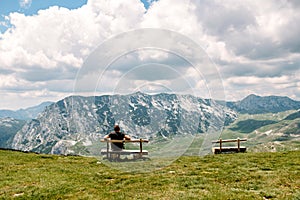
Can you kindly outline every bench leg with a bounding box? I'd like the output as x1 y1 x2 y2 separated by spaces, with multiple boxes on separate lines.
108 153 121 161
133 154 143 159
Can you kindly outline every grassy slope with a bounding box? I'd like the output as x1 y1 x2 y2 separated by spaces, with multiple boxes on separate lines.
221 110 300 152
222 110 295 136
1 150 299 199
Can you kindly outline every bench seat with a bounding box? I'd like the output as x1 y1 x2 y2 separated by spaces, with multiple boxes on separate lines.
101 138 149 160
212 146 247 154
101 149 149 155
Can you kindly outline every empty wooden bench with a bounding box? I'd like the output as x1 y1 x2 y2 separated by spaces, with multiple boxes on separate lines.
212 138 247 154
100 139 149 160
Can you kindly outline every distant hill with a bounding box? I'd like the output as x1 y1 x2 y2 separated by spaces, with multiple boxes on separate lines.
284 110 300 120
222 109 300 152
227 94 300 114
0 102 53 120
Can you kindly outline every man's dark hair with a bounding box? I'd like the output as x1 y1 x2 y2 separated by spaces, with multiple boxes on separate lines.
114 125 120 132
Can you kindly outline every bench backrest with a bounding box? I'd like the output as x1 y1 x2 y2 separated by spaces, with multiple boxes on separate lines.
101 139 149 154
212 138 247 153
101 139 149 143
211 138 247 144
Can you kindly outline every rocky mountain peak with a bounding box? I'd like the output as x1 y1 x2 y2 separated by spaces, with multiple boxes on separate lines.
11 93 236 155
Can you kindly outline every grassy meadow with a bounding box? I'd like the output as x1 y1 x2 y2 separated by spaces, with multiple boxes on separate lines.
0 150 300 199
0 149 299 199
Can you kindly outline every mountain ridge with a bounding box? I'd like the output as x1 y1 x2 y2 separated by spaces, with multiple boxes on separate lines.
11 92 236 155
0 101 53 120
1 93 300 155
226 94 300 114
1 93 299 119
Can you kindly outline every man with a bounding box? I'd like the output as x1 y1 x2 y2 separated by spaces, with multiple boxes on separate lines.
104 125 131 151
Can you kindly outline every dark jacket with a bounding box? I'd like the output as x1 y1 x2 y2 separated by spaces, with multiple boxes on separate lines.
108 131 125 150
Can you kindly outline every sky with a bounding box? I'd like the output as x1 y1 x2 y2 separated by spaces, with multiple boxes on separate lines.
0 0 300 110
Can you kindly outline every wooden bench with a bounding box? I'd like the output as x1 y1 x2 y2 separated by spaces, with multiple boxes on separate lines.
100 139 149 160
212 138 247 154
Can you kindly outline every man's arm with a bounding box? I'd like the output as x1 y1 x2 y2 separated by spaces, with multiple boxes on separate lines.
124 134 131 140
104 135 110 139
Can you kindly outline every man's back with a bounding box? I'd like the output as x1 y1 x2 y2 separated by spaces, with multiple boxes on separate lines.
104 125 131 151
108 131 125 150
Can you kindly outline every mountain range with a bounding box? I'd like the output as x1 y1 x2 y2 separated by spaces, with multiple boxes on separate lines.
226 94 300 114
0 102 53 120
1 93 300 155
11 92 236 155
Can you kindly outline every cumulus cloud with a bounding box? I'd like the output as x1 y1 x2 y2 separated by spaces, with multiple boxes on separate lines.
224 74 299 101
141 0 299 98
194 0 300 58
0 0 300 109
0 0 147 108
0 0 145 70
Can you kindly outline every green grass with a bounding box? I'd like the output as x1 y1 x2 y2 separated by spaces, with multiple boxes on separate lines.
229 119 277 133
1 150 299 199
223 111 296 135
220 111 300 153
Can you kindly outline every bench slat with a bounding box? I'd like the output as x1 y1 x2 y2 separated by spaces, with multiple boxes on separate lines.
100 139 149 143
212 147 247 153
211 138 247 154
101 149 148 155
211 138 247 143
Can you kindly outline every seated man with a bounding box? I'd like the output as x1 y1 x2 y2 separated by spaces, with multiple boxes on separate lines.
104 125 131 151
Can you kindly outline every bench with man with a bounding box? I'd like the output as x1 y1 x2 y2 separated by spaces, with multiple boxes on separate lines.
101 125 149 161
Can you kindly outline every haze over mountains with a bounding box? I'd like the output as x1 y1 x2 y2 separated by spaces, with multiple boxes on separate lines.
0 93 300 155
0 102 53 120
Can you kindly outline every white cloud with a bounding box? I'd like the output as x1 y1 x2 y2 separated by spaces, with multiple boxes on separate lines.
0 0 145 70
0 0 145 101
0 0 300 109
141 0 204 43
0 74 43 90
227 75 291 86
224 75 299 101
0 90 68 110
